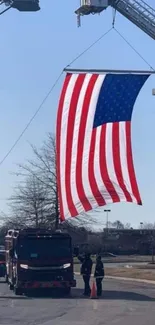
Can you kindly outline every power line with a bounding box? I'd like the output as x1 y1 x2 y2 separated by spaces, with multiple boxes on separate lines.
66 27 113 68
0 27 113 167
0 71 64 166
0 22 153 201
113 27 154 71
0 26 153 168
0 6 12 15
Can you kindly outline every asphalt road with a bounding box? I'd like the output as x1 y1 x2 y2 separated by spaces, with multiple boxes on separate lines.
0 276 155 325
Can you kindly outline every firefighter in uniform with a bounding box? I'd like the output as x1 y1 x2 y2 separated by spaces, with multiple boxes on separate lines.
94 255 104 297
78 253 93 296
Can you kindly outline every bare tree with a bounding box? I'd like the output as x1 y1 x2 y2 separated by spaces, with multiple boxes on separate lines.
141 222 155 229
9 174 56 228
12 133 100 229
13 133 58 229
124 223 131 229
107 220 125 229
2 133 106 232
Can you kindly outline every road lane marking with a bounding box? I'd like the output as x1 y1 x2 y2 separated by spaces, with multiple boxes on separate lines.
93 300 98 310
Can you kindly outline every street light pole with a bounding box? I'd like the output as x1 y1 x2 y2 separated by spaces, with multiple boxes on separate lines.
104 209 111 230
152 89 155 96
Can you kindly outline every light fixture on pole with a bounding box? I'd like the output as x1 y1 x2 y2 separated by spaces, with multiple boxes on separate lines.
104 209 111 230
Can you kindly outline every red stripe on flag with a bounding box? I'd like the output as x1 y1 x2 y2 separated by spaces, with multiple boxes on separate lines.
112 122 133 202
126 122 142 205
65 74 86 217
76 74 98 212
100 124 120 203
88 128 106 206
56 73 72 221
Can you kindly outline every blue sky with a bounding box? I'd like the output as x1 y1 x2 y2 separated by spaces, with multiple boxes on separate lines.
0 0 155 228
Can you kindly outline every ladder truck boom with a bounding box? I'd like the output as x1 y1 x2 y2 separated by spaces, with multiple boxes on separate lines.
75 0 155 40
110 0 155 40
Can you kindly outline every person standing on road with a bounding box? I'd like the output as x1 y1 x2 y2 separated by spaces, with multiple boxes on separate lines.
78 253 93 296
94 255 104 297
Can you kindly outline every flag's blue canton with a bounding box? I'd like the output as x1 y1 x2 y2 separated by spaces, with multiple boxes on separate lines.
93 74 149 128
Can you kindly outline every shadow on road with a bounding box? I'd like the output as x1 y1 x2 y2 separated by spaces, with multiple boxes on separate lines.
0 295 31 300
101 290 155 301
71 289 155 301
0 288 155 301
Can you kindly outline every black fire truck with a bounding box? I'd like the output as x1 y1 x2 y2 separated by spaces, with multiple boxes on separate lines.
5 228 76 295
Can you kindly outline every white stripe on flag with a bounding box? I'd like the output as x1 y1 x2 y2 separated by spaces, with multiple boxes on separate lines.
119 121 137 203
106 123 126 201
82 74 106 208
94 126 114 204
70 73 92 215
60 74 79 219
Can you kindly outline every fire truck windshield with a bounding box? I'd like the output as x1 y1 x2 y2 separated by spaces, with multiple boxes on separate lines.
16 237 72 259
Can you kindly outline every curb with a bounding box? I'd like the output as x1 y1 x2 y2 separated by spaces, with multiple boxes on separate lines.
74 272 155 285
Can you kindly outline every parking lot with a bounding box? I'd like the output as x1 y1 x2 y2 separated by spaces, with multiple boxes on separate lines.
0 275 155 325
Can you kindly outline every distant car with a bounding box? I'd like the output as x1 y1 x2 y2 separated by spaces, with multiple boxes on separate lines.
107 252 117 257
0 250 6 278
101 252 117 257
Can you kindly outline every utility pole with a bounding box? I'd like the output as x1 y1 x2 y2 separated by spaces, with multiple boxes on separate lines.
151 234 155 264
104 209 111 230
55 186 59 230
151 91 155 261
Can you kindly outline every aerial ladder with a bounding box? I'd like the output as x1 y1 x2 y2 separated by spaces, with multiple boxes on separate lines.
75 0 155 40
0 0 40 14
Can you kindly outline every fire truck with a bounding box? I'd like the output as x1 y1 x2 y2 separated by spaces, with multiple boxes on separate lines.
5 228 76 295
0 248 6 278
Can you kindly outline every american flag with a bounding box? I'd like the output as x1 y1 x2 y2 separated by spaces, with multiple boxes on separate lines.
56 71 149 221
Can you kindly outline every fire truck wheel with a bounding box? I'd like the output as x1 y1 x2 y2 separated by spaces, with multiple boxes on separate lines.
64 288 71 295
9 283 14 290
14 287 23 296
